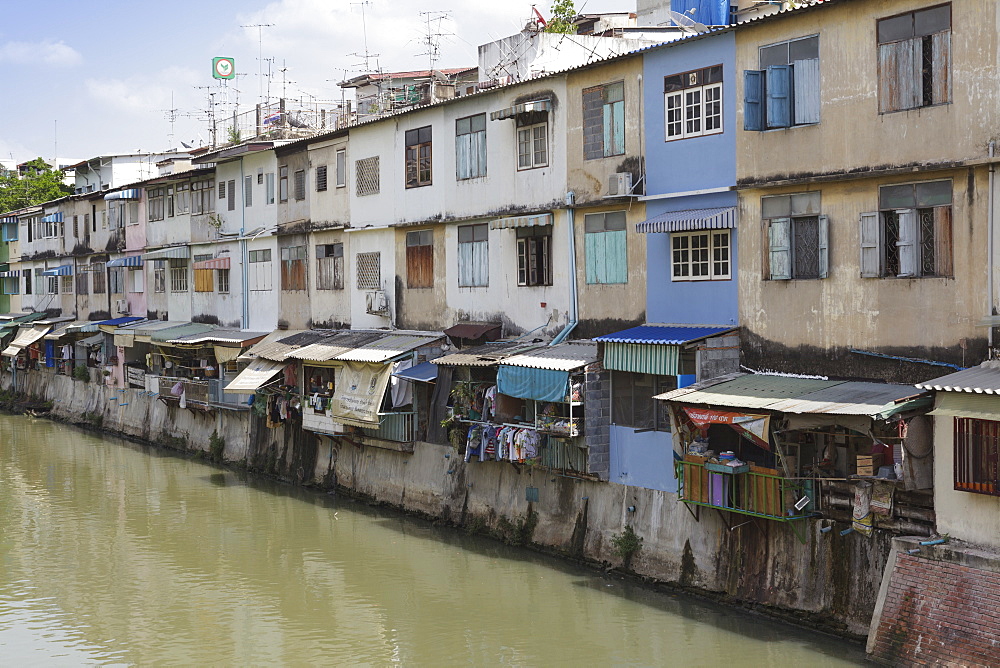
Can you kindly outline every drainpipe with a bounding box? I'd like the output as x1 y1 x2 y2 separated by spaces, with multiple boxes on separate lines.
551 191 578 346
989 141 996 353
239 157 249 329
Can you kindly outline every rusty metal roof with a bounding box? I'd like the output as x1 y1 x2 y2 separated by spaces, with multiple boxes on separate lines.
431 340 546 367
500 341 599 372
285 331 384 362
241 329 319 361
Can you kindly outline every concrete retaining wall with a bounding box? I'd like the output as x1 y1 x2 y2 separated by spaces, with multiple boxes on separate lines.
6 371 892 639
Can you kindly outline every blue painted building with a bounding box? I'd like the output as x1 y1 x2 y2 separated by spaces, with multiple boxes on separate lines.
596 30 740 492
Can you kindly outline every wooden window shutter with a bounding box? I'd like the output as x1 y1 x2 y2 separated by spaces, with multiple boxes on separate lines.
743 70 764 131
765 65 791 128
859 212 881 278
934 206 953 277
817 214 830 279
896 208 918 277
792 59 820 124
768 218 791 280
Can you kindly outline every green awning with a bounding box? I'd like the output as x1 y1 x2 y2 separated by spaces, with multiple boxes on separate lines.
929 392 1000 421
603 342 679 376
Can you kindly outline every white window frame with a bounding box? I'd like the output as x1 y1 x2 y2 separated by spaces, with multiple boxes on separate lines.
665 82 723 141
335 149 347 188
517 122 548 170
671 230 731 281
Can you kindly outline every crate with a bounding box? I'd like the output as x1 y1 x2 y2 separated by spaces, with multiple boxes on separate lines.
856 453 884 477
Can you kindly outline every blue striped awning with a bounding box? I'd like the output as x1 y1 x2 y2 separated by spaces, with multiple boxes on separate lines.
40 212 64 223
0 270 21 278
637 207 736 233
104 189 141 201
107 255 144 268
1 217 17 224
41 265 73 276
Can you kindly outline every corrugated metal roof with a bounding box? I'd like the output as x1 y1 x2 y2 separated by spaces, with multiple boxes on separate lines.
242 330 325 361
658 373 926 417
500 341 598 371
432 341 546 367
151 323 214 343
286 331 384 362
289 331 440 363
123 320 188 337
167 330 268 345
44 321 89 340
636 207 737 234
915 363 1000 394
594 324 735 344
223 359 286 393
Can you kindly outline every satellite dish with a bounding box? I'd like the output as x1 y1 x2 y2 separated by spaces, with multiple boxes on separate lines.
664 9 709 33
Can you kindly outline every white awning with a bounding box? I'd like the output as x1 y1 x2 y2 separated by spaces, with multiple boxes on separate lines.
223 359 286 393
490 99 552 121
489 213 552 230
142 246 190 261
2 325 50 356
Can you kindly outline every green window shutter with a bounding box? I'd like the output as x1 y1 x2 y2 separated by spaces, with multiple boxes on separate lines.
768 217 792 280
605 229 628 283
585 231 602 284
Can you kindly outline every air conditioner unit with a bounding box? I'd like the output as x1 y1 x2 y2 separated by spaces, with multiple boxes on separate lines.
608 172 633 197
115 299 129 315
366 290 389 315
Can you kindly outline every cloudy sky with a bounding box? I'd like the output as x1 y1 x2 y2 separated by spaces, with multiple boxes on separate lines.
0 0 625 166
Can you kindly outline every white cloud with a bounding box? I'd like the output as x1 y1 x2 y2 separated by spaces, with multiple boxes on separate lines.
0 39 82 67
84 66 201 115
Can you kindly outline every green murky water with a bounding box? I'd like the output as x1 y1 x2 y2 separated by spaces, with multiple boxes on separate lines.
0 414 865 665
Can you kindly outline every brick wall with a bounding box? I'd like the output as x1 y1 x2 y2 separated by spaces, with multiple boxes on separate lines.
869 550 1000 666
584 364 609 480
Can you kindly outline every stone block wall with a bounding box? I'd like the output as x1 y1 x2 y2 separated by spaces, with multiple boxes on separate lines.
584 363 610 480
700 333 739 380
869 538 1000 666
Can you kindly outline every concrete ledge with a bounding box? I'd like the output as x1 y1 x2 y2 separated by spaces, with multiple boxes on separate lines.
892 536 1000 576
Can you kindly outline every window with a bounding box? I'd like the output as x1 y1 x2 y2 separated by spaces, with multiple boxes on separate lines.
47 276 59 295
763 192 828 280
672 230 731 281
75 270 89 295
456 114 487 179
281 245 307 291
457 224 488 287
217 269 230 294
861 179 953 278
92 263 106 294
258 168 263 185
24 268 32 295
244 175 253 207
611 371 676 431
73 214 79 239
405 126 433 188
265 173 275 204
169 258 188 292
664 66 723 140
584 81 625 157
2 220 17 241
356 157 380 196
127 201 139 226
148 188 165 221
86 212 92 233
61 275 73 294
877 5 951 112
744 35 820 130
129 268 144 293
955 417 1000 496
2 277 18 295
584 211 628 284
294 170 306 200
219 181 227 201
356 251 381 290
336 149 347 188
191 180 214 215
194 254 214 292
406 230 434 288
517 226 552 286
109 268 124 295
249 249 273 291
153 261 166 293
175 183 190 214
517 121 548 170
227 179 236 211
279 166 289 202
316 165 328 192
316 243 344 290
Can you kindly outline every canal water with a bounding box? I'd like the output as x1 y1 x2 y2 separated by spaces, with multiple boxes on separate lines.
0 414 866 665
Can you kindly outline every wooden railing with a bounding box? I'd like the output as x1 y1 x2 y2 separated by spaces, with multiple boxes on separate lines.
676 459 812 522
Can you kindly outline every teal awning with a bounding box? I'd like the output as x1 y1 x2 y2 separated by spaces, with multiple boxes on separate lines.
497 364 568 403
603 342 679 376
150 322 214 343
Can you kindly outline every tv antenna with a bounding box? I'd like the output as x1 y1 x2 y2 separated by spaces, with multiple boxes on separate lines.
241 23 274 104
418 11 453 71
351 1 377 72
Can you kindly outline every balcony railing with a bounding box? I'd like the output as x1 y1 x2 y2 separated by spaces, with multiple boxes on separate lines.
360 411 416 443
676 459 813 523
157 376 209 405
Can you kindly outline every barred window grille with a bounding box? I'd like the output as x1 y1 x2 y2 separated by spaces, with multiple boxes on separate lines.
955 417 1000 496
357 251 381 290
356 157 380 196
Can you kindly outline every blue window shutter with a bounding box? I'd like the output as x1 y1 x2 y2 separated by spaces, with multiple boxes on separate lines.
766 65 791 128
818 214 830 279
768 218 792 280
792 59 821 124
743 70 764 131
606 229 627 283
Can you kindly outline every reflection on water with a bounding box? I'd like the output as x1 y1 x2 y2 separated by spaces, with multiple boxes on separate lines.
0 414 866 665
